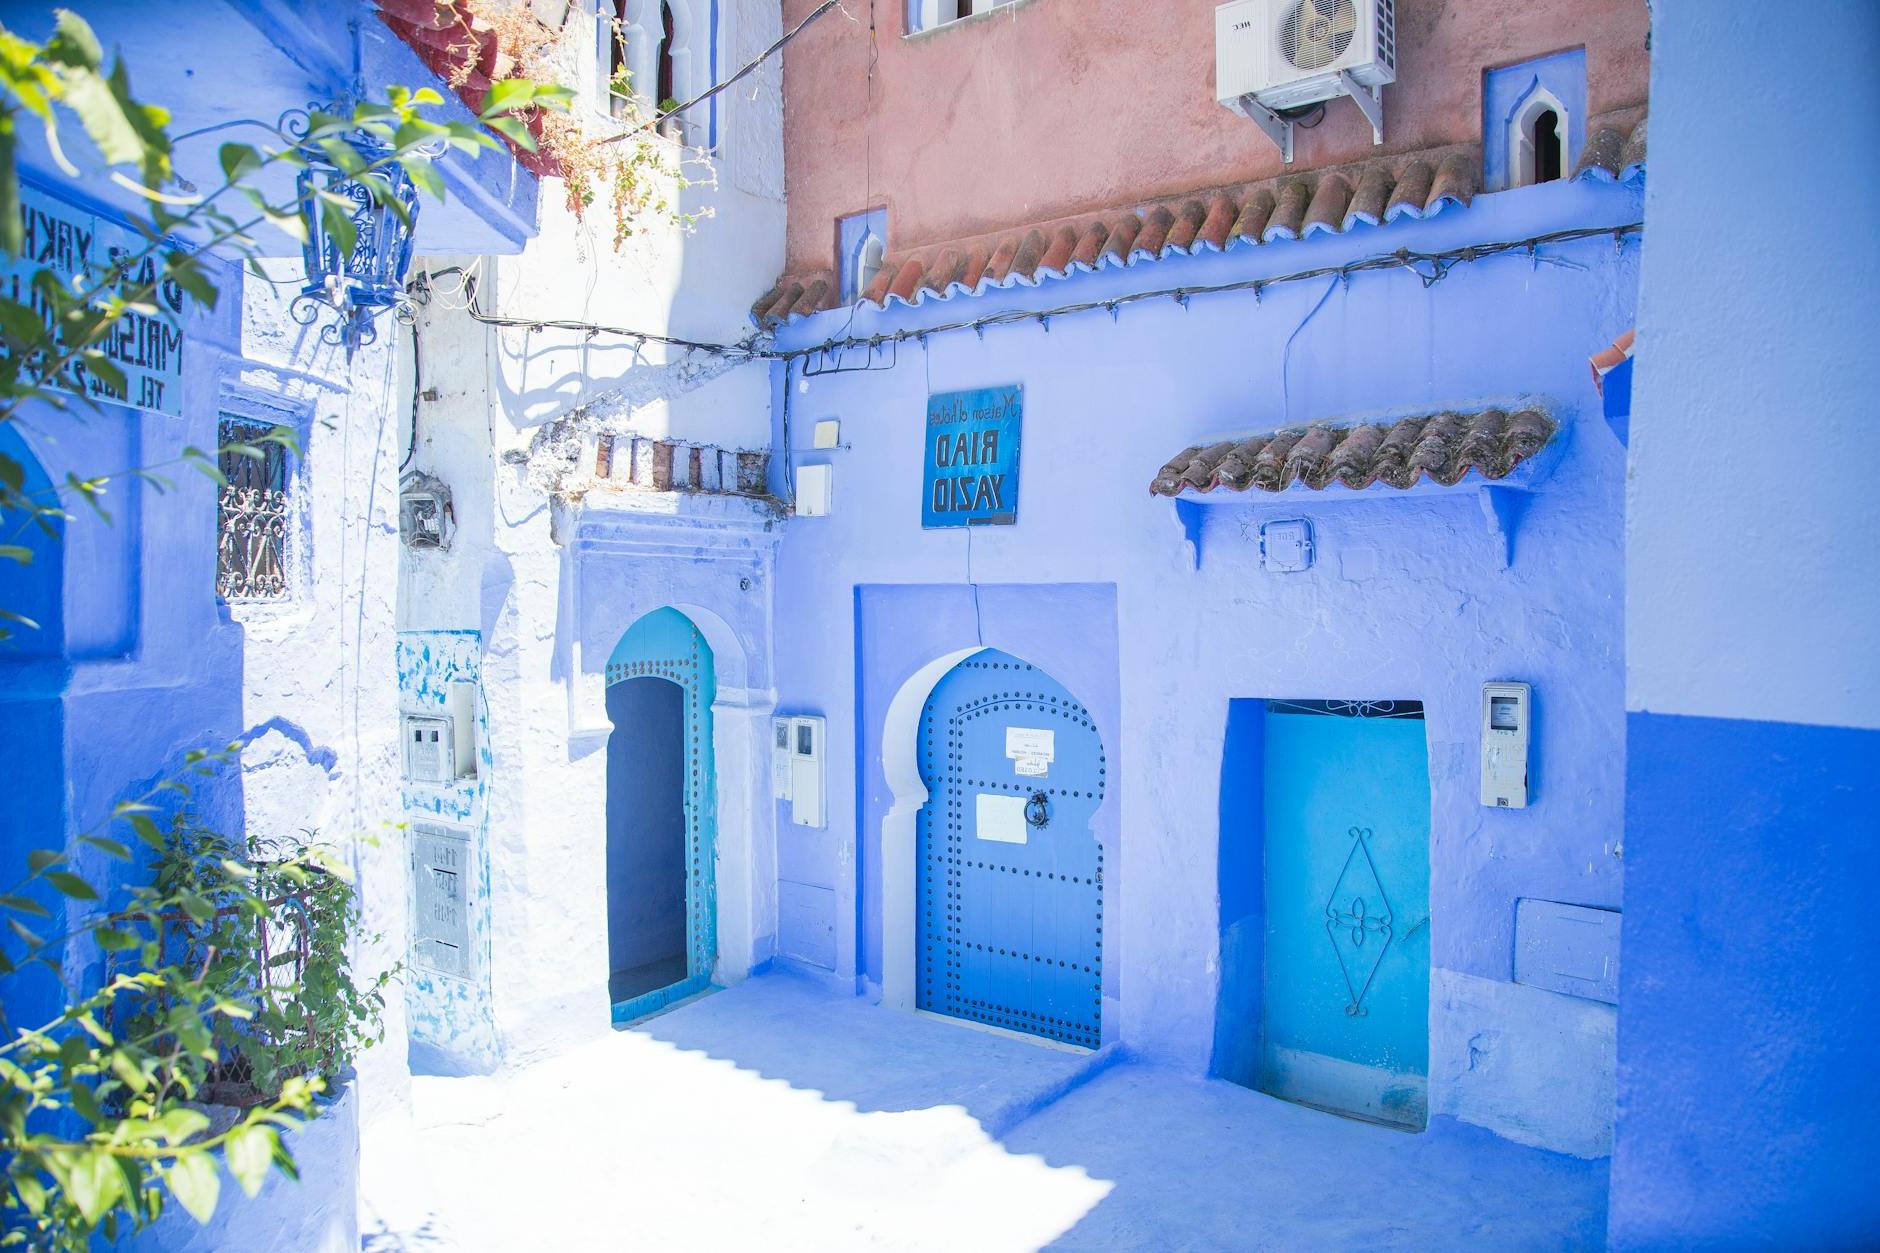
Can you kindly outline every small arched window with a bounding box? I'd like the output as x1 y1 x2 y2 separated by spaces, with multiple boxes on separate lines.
838 208 889 303
602 0 715 146
855 235 885 302
1482 51 1585 192
1511 90 1569 189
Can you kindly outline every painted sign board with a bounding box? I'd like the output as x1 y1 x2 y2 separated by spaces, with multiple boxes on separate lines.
922 384 1021 527
1 182 189 416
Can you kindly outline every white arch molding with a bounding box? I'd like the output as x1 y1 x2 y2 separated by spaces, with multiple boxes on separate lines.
879 647 986 1011
1509 82 1570 187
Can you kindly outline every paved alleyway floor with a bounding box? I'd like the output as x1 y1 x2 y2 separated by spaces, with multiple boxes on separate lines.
360 969 1607 1251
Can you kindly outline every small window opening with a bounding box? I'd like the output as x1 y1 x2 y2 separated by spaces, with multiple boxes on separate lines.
655 2 681 139
216 415 291 602
1533 109 1562 183
608 0 630 118
854 235 885 302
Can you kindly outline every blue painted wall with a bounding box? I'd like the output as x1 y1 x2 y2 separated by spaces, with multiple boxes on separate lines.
770 172 1638 1152
1611 0 1880 1243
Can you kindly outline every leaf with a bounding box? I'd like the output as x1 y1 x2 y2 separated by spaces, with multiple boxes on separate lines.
217 141 261 184
44 11 106 70
94 926 139 950
0 544 33 565
0 124 20 259
0 893 49 916
165 1150 221 1224
224 1124 276 1197
79 834 132 859
482 114 538 154
480 78 538 118
318 195 356 262
45 870 100 901
400 155 445 203
27 849 65 873
67 1150 124 1225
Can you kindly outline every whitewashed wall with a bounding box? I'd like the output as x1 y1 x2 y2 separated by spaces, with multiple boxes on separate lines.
398 0 786 1070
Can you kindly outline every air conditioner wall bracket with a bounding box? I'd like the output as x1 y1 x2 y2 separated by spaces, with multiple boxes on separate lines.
1229 76 1386 164
1229 93 1295 164
1337 70 1386 146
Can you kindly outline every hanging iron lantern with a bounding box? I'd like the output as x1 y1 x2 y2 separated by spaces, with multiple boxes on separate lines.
289 124 421 353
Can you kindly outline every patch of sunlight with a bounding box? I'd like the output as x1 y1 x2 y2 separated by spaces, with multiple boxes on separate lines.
364 1026 1114 1252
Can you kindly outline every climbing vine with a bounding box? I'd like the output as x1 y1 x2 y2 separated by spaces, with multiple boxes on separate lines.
454 0 705 249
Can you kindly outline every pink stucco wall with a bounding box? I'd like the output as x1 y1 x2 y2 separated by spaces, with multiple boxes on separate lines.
778 0 1649 275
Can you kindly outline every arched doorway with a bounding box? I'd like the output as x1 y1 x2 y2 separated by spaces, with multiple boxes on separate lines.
604 607 716 1022
916 649 1105 1048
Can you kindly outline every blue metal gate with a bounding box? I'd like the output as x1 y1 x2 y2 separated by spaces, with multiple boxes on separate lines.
1262 699 1431 1128
916 650 1104 1048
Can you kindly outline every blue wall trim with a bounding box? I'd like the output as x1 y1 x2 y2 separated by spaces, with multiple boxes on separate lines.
1611 711 1880 1248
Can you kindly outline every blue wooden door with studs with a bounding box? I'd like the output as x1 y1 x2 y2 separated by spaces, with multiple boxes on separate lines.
1262 700 1431 1128
917 650 1104 1048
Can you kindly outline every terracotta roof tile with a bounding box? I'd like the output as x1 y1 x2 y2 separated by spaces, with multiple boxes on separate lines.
1149 407 1558 496
754 109 1646 329
372 1 551 174
1573 113 1648 184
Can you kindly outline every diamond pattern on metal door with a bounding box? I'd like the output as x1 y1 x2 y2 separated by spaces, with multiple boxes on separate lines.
916 651 1104 1047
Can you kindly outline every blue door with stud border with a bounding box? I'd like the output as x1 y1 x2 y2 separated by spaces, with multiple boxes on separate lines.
917 649 1104 1048
605 607 716 1023
1262 699 1431 1128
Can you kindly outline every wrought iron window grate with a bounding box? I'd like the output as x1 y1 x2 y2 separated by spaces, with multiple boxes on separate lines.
216 416 290 602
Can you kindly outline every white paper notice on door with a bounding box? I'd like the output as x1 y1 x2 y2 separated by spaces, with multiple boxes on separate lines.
1005 727 1055 779
976 792 1029 844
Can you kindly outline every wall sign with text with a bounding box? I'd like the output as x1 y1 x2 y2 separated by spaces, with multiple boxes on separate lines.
1 181 189 417
922 384 1022 528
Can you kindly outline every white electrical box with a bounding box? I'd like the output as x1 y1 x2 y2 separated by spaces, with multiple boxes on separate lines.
771 716 795 800
1481 681 1531 808
401 681 477 784
796 464 833 517
411 822 472 979
789 715 826 829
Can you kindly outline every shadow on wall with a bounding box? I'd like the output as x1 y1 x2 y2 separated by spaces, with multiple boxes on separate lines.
0 412 268 1044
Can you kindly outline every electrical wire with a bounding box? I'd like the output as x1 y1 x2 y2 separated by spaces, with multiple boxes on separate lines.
440 222 1641 368
600 0 846 145
400 316 421 472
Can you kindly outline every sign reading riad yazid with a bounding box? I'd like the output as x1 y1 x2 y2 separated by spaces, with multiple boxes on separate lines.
1 182 189 417
922 384 1021 528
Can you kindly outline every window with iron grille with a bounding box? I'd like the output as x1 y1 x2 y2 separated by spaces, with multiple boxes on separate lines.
216 415 291 602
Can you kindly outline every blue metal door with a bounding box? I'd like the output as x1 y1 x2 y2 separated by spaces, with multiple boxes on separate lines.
604 608 716 1023
916 650 1104 1048
1262 700 1431 1128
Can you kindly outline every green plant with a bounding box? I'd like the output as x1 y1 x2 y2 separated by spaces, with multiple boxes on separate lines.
129 816 396 1108
0 8 563 1248
0 755 326 1249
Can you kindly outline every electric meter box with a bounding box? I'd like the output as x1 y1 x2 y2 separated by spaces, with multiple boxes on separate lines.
400 681 477 784
1481 681 1532 808
788 714 826 829
411 822 472 978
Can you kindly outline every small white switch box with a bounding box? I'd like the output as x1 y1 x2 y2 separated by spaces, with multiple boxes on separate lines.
1481 681 1531 808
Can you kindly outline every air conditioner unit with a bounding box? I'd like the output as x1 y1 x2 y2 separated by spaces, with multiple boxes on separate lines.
1217 0 1394 160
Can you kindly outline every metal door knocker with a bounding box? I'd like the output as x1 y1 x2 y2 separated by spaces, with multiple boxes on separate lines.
1025 790 1051 830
